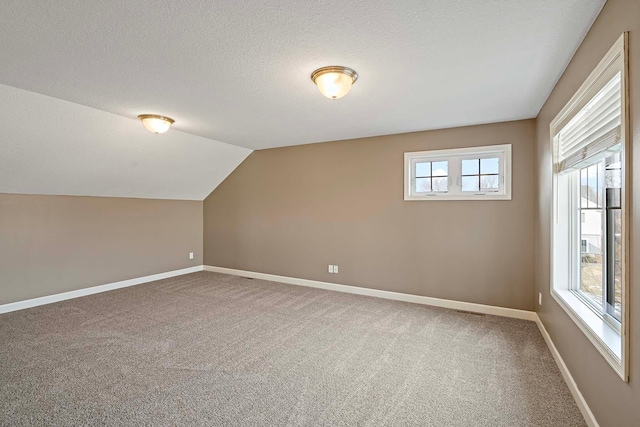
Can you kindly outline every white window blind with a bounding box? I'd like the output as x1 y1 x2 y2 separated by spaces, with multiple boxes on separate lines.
556 72 622 173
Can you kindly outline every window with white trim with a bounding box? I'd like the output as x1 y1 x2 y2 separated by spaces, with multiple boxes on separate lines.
404 144 511 201
551 34 628 380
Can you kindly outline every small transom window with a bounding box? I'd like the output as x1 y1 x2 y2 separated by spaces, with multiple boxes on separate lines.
404 144 511 201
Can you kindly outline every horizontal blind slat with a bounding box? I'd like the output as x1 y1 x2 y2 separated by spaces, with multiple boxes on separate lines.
560 113 620 159
558 76 621 159
559 85 619 142
557 127 621 173
555 72 622 174
559 95 620 156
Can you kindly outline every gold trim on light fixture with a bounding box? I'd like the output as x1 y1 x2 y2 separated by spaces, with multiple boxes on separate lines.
138 114 175 134
311 66 358 99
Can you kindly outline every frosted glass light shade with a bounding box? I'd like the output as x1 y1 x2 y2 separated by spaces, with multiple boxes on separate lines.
138 115 175 134
311 66 358 100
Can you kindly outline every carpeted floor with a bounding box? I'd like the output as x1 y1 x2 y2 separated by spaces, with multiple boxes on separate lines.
0 272 584 426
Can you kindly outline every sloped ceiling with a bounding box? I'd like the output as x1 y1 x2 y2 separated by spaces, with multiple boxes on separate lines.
0 84 250 200
0 1 604 199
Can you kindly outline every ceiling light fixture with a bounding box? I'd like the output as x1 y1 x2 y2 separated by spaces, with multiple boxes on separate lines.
311 66 358 100
138 114 175 134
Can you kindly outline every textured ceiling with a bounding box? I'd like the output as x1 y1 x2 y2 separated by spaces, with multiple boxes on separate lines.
0 0 604 150
0 84 250 200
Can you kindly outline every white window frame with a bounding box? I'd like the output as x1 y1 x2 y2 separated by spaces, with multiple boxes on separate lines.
404 144 512 201
550 33 629 381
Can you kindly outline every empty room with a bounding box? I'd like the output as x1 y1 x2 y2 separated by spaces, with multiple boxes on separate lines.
0 0 638 426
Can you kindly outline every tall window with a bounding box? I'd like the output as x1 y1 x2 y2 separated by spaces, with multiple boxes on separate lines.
404 144 511 201
551 34 628 380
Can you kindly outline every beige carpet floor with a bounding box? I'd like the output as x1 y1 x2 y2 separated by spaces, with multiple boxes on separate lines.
0 271 584 426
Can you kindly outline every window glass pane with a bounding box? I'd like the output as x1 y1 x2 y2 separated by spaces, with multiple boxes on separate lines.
415 162 431 177
611 209 622 319
432 177 448 193
605 147 623 321
480 158 499 174
606 168 622 190
597 164 604 210
580 168 588 209
580 219 604 309
579 162 604 309
462 159 479 175
432 161 448 177
461 176 479 192
480 175 499 192
605 148 622 189
587 163 600 208
415 177 431 192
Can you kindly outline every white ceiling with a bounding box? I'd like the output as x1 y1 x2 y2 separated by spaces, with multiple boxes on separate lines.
0 0 604 151
0 83 250 200
0 1 603 200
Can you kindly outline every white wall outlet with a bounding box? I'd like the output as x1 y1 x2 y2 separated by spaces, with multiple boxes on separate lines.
333 265 338 274
538 292 542 306
328 265 333 273
189 252 194 260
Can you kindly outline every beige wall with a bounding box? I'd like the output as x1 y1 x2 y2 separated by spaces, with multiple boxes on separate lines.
535 0 640 425
204 119 535 310
0 194 203 305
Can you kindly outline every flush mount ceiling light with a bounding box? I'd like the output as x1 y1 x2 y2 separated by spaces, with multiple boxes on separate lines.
311 66 358 100
138 114 175 134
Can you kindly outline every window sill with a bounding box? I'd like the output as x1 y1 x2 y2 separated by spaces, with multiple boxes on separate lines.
551 288 625 380
404 194 511 201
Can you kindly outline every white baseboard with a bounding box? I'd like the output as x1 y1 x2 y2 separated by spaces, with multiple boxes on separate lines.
535 315 599 427
0 265 204 314
203 265 537 321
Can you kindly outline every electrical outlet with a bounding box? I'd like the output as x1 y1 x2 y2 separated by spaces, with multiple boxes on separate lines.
333 265 338 274
328 265 333 273
538 292 542 306
189 252 194 260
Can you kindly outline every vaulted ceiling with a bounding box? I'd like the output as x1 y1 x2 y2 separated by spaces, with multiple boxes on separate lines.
0 0 604 200
0 84 251 200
